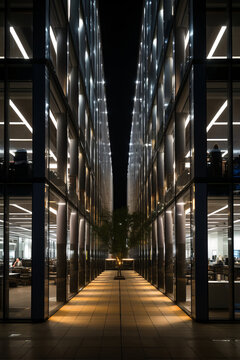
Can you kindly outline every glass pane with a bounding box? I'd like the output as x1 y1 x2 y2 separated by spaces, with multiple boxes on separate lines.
49 192 65 315
176 190 192 313
176 82 191 192
0 1 4 58
207 82 228 177
66 205 77 299
232 1 240 59
0 198 3 318
9 0 33 59
233 83 240 178
157 214 165 291
9 82 32 179
234 192 240 319
49 85 66 192
206 0 228 59
9 196 32 319
0 82 3 178
165 205 175 300
208 194 230 320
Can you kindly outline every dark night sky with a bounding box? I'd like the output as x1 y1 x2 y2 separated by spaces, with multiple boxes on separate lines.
98 0 143 210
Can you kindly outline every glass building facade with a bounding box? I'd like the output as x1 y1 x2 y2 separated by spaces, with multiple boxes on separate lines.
128 0 240 321
0 0 112 321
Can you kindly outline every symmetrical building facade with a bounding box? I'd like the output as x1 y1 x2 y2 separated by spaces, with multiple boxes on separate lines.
0 0 112 321
128 0 240 321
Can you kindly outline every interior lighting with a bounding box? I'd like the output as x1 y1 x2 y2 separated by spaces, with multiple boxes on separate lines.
49 110 57 129
185 30 189 50
208 205 228 217
207 100 228 132
16 226 31 232
10 27 29 59
9 100 32 133
185 114 190 128
49 149 57 162
207 26 227 59
50 26 57 54
11 204 32 214
207 138 228 141
185 208 191 215
10 139 32 141
49 207 57 215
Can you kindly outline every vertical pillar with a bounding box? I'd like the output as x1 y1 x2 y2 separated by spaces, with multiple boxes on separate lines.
57 114 67 183
157 215 165 291
175 27 186 93
176 204 186 302
32 0 50 321
69 139 77 193
176 113 186 176
57 204 67 302
70 212 78 293
78 218 85 288
165 135 173 188
165 211 173 295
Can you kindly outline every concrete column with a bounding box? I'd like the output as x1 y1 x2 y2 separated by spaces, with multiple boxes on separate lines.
176 27 186 93
57 203 67 302
176 113 186 176
157 215 165 290
57 114 67 183
176 204 186 302
70 212 78 294
78 218 85 288
165 135 173 188
165 211 173 295
69 139 77 193
164 57 173 103
157 151 164 202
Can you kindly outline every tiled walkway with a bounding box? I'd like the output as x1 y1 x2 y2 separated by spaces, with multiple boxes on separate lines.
1 271 240 359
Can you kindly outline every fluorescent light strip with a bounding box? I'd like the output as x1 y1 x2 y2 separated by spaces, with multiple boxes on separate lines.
16 226 31 232
49 149 57 162
185 208 191 215
11 204 32 214
222 150 228 157
49 110 57 129
9 100 32 133
185 30 189 50
10 139 32 141
207 138 228 141
50 26 57 54
0 122 24 125
208 205 228 217
207 100 228 132
10 26 29 59
49 207 57 215
185 115 190 128
207 26 227 59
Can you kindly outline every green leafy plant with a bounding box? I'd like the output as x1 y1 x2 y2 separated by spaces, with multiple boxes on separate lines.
93 207 152 278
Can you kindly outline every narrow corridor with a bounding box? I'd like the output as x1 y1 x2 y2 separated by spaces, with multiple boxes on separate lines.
1 271 240 359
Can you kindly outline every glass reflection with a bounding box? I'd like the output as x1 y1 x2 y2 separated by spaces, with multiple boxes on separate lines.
9 197 32 319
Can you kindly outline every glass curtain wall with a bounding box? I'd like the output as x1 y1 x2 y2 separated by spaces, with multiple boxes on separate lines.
165 204 175 300
0 198 3 319
9 196 32 319
48 191 65 315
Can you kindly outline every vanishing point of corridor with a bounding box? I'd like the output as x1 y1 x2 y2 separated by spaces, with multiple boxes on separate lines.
1 271 240 360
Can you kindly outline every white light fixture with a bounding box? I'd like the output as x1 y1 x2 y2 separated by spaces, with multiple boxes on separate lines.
207 26 227 59
10 26 29 59
185 208 191 215
50 26 57 54
9 100 32 133
185 30 189 50
185 114 190 128
49 110 57 129
208 205 228 217
49 149 57 162
49 207 57 215
207 100 228 132
0 122 24 125
11 204 32 214
207 138 228 141
49 163 57 169
10 139 32 142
